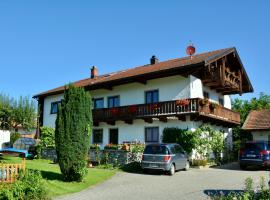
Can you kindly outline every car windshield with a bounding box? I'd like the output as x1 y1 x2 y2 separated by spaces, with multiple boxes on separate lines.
144 145 169 155
242 143 266 150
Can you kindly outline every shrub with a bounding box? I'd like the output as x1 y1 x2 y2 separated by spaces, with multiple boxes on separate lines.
55 84 92 182
0 170 49 200
10 132 21 146
90 144 101 150
104 144 119 150
162 127 198 154
40 127 55 148
192 159 208 166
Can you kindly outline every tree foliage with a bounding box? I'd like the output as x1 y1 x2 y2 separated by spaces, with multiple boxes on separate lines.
55 84 92 182
232 92 270 125
0 93 36 131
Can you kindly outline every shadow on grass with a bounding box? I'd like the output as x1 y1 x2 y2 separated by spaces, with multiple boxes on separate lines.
204 189 244 198
40 170 64 181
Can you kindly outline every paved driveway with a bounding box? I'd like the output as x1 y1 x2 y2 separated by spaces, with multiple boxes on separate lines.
56 163 269 200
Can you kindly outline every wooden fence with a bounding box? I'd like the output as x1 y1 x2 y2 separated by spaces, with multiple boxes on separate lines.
0 159 26 183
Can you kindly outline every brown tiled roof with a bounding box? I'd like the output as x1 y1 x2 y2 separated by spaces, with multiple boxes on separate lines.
33 47 251 98
242 110 270 130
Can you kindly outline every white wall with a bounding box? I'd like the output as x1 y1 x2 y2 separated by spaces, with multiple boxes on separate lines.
252 131 270 141
0 130 10 149
189 75 203 98
92 117 198 148
90 75 190 106
43 94 63 128
92 117 232 150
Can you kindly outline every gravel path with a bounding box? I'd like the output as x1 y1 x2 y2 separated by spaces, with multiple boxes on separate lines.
56 163 269 200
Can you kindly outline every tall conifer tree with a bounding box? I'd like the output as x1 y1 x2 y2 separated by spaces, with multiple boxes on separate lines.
55 84 92 181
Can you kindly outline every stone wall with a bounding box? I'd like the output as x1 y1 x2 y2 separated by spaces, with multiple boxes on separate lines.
89 149 142 166
41 148 142 166
41 148 57 161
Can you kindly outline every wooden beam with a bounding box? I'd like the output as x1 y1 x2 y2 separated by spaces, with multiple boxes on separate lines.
107 121 115 126
158 117 168 123
177 115 186 121
124 119 133 124
93 121 99 127
144 118 153 123
136 78 147 85
190 115 200 121
103 86 113 90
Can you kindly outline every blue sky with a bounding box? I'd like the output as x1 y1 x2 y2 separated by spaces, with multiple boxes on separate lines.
0 0 269 100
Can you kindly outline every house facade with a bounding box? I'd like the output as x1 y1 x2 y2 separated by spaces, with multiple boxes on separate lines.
33 47 253 149
242 110 270 141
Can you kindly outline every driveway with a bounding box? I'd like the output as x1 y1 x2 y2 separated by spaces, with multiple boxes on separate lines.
56 163 269 200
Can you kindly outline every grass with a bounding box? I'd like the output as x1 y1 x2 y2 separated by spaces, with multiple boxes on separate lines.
0 156 116 197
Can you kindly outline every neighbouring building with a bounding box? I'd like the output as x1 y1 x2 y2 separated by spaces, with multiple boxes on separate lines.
242 109 270 141
0 130 10 149
33 47 253 149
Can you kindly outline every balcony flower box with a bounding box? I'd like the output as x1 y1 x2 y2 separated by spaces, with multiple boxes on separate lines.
129 105 137 114
111 108 119 115
176 99 190 106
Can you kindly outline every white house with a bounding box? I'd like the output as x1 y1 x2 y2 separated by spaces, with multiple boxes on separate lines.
0 130 10 149
242 110 270 141
33 47 253 149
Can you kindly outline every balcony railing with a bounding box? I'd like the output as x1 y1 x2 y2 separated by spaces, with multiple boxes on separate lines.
92 98 240 125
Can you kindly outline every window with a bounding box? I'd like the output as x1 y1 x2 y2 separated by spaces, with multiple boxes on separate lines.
203 91 209 99
145 127 159 143
93 129 103 144
108 96 120 108
219 98 224 106
50 101 61 114
145 90 159 104
93 98 104 109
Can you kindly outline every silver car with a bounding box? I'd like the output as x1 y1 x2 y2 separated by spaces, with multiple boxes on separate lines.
141 143 189 175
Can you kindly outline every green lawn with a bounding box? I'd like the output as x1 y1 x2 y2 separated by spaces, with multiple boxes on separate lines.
0 156 116 197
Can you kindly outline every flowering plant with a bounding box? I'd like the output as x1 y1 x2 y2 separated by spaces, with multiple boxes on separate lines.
176 99 190 106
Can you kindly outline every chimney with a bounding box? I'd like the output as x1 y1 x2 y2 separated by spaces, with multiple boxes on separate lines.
91 66 98 78
150 55 158 65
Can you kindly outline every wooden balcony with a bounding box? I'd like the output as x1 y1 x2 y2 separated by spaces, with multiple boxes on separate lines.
92 98 240 126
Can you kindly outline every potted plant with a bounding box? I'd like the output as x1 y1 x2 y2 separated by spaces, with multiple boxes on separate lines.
199 98 209 106
209 102 219 110
121 144 130 151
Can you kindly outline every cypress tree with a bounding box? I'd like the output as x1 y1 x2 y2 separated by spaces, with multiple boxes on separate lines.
55 84 92 182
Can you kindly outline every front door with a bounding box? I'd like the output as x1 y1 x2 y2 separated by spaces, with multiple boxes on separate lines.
109 129 118 144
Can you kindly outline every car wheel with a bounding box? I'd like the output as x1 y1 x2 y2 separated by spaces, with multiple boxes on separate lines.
169 164 175 176
240 164 247 170
184 161 190 171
